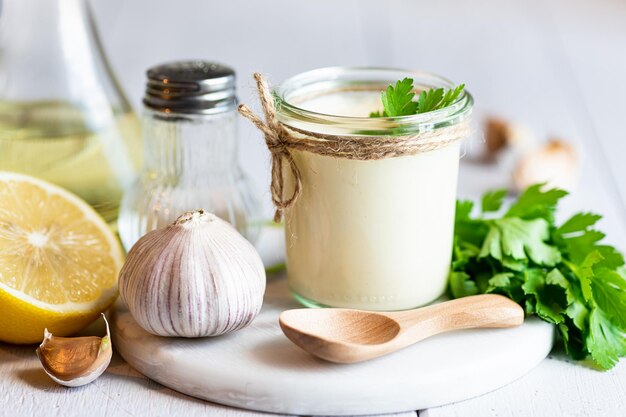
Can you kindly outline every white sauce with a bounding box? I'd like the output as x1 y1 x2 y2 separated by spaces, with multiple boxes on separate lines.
284 91 461 310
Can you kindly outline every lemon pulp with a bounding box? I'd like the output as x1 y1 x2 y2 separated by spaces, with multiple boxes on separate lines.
0 172 123 344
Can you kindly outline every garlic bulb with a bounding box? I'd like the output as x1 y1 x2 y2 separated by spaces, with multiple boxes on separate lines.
513 139 579 191
36 314 112 387
119 210 266 337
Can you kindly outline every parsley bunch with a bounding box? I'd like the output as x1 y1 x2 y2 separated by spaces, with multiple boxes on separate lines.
369 77 465 118
451 184 626 370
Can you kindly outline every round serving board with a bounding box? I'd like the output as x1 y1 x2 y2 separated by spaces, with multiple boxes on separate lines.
111 275 554 416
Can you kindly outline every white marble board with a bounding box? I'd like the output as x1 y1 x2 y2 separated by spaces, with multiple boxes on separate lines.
111 275 554 416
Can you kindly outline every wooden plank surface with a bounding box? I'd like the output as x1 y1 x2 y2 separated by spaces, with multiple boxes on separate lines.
548 0 626 210
422 357 626 417
1 344 277 417
3 0 625 416
0 341 416 417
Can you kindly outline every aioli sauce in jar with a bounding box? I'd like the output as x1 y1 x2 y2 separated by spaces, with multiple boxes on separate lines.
275 68 472 311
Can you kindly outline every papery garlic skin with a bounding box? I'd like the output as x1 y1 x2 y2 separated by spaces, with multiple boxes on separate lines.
119 210 266 337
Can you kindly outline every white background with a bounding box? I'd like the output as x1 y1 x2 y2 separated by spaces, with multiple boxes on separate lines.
92 0 626 241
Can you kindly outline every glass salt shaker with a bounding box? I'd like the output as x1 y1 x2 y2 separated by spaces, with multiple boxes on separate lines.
118 61 261 251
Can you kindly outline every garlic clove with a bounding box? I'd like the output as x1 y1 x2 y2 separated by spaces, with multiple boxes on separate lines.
484 117 538 159
484 118 509 156
36 314 112 387
513 139 579 192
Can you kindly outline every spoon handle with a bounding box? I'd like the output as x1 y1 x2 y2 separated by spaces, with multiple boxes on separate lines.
390 294 524 341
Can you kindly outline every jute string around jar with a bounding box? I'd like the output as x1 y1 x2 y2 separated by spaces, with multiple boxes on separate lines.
238 73 470 222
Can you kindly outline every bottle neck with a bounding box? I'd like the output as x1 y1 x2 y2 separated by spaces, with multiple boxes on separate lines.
0 0 132 119
0 0 87 96
142 110 239 184
0 0 90 41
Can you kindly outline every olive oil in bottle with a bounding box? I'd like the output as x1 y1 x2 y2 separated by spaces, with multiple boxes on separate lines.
0 101 141 224
0 0 143 225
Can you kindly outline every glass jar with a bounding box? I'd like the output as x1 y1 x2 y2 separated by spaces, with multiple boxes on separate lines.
118 61 261 251
274 67 473 310
0 0 142 225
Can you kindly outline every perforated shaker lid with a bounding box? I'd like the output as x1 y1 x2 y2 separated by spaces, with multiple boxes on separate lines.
143 61 237 114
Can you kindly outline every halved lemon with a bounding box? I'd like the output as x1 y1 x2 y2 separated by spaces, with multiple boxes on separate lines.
0 172 123 344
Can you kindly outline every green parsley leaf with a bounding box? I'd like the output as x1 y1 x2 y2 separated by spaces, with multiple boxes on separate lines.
479 224 503 260
562 231 606 265
449 183 626 370
564 250 604 302
454 200 488 246
546 268 575 304
450 271 479 298
587 308 626 370
596 246 626 270
486 272 526 303
554 212 611 265
369 78 465 118
488 272 515 289
456 199 474 221
440 84 465 108
380 78 418 117
566 300 589 332
417 87 445 113
592 269 626 329
522 268 568 324
480 217 561 266
505 184 568 222
481 189 507 213
452 238 480 270
501 256 527 271
557 212 602 234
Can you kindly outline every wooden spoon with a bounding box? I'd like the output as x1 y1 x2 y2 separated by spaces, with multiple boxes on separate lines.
279 294 524 363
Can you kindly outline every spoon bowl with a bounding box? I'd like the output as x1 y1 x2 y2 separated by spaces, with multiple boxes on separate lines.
280 309 401 344
279 294 524 363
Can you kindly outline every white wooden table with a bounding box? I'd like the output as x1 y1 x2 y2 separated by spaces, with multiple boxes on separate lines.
3 0 626 415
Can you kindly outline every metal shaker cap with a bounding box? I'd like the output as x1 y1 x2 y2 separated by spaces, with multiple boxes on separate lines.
143 61 237 114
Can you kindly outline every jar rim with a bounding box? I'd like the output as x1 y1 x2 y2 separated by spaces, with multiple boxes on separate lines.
274 66 473 136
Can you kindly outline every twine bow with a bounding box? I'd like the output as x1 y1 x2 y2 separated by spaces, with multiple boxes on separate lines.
238 73 302 223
